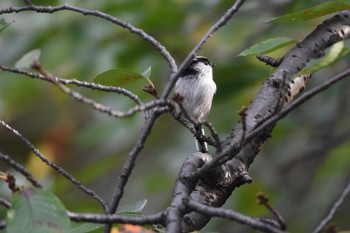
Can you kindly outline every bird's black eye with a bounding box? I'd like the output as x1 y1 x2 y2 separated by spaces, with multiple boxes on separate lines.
204 61 209 66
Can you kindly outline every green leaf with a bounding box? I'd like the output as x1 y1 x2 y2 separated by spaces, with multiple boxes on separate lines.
0 18 13 34
69 223 103 233
6 187 70 233
14 49 41 69
300 41 347 74
93 68 154 87
269 1 350 23
116 199 147 215
238 37 299 56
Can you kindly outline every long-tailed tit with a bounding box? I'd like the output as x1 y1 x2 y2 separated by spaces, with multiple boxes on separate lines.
175 56 216 152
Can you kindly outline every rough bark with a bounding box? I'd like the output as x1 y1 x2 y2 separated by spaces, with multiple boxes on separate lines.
180 11 350 232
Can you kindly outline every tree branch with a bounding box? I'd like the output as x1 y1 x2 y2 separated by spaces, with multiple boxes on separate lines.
312 179 350 233
68 211 164 225
160 0 247 99
0 4 177 73
187 199 286 233
180 11 350 231
105 107 170 233
0 118 109 212
1 1 350 232
250 67 350 146
0 65 143 106
166 152 211 233
1 64 172 118
0 151 42 188
172 113 218 148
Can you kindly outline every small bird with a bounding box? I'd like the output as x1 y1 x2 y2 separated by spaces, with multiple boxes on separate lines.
175 56 216 152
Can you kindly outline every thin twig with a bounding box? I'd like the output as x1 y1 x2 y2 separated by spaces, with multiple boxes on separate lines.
31 61 172 118
186 199 286 233
0 118 109 212
203 121 222 153
0 65 143 106
312 179 350 233
0 172 20 192
105 107 170 233
160 0 247 99
173 113 217 147
257 192 286 230
173 95 218 149
68 211 165 225
256 54 283 67
173 93 199 126
0 151 42 188
0 4 177 73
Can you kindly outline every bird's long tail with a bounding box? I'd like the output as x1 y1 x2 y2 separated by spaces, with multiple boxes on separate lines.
195 125 208 153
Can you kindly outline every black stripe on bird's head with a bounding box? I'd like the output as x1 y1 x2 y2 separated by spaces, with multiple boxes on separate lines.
180 56 214 77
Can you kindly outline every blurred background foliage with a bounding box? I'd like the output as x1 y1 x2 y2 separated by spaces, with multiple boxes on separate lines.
0 0 350 232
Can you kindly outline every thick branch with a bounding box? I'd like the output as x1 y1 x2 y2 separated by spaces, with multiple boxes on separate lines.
226 11 350 167
181 11 350 231
166 152 209 233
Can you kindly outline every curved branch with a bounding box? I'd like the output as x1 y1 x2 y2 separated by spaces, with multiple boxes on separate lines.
1 65 173 118
0 4 177 73
0 65 143 106
53 79 172 118
186 199 286 233
52 77 172 118
0 118 109 212
0 151 42 188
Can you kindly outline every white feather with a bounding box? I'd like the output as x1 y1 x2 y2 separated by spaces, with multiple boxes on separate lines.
174 56 216 152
